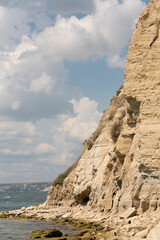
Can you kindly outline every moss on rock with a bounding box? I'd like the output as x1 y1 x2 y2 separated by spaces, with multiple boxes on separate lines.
29 229 63 239
0 213 7 218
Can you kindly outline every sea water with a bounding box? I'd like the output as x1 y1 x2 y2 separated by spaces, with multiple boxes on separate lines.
0 203 77 239
0 218 64 240
0 202 40 212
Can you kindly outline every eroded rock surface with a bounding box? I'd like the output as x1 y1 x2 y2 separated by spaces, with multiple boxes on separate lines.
45 0 160 218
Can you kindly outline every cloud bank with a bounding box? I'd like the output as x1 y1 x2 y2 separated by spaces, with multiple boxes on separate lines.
0 0 146 182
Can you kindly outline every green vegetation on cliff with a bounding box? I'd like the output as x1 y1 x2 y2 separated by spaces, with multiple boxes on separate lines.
53 156 81 186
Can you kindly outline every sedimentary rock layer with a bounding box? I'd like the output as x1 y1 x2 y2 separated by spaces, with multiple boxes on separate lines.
45 0 160 216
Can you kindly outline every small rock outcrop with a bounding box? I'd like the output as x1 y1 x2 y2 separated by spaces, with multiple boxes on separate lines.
45 0 160 221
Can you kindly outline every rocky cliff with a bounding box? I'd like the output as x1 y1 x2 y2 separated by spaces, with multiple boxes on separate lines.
45 0 160 217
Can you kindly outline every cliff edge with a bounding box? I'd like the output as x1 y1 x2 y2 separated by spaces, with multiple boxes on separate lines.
45 0 160 216
45 0 160 218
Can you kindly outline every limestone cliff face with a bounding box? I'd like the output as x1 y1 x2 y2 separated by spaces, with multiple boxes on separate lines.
45 0 160 215
46 89 126 212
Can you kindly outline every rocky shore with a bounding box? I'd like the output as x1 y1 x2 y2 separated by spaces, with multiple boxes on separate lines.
0 204 160 239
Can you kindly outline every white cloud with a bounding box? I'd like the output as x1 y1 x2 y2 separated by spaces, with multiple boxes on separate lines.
0 6 29 51
0 120 37 138
10 100 21 110
59 97 101 141
0 39 73 120
15 35 37 55
34 0 145 65
34 143 55 154
1 148 31 156
0 0 145 122
0 0 147 182
107 54 126 68
29 73 55 93
0 162 55 183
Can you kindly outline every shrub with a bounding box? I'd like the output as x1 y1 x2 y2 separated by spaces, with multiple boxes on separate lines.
85 129 101 151
52 155 81 186
52 168 71 186
113 146 117 152
92 129 101 141
86 139 94 150
34 203 39 207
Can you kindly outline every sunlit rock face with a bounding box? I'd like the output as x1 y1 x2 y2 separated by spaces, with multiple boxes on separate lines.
45 0 160 216
123 0 160 214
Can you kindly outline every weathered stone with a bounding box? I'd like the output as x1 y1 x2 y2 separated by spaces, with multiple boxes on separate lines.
120 208 137 219
61 212 72 219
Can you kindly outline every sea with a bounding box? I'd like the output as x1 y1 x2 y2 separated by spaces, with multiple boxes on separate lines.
0 202 77 239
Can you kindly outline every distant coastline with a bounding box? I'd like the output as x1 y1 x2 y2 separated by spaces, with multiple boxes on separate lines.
0 182 51 212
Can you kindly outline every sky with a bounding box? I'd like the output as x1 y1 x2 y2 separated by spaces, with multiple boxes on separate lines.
0 0 149 183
